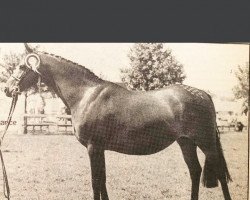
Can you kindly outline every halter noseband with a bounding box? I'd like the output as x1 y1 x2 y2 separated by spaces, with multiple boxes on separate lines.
11 67 30 94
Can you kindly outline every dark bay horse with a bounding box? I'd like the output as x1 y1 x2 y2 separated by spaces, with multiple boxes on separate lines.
4 45 232 200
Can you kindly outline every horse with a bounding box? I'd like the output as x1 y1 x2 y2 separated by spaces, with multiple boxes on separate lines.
4 44 232 200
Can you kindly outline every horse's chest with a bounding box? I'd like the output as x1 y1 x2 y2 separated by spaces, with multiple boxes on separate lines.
71 112 109 146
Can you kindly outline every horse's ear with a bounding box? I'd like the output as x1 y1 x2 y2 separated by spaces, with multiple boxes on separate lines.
24 43 33 53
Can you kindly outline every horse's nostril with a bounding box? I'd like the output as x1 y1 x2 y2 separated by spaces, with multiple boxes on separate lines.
4 87 7 93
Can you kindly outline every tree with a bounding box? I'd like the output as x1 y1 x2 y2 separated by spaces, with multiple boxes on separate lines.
0 51 24 83
232 62 249 115
121 43 186 91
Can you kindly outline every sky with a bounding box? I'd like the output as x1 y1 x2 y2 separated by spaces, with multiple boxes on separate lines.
0 43 249 98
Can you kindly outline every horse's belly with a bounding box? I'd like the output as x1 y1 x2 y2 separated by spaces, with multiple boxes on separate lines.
74 113 178 155
106 129 176 155
109 140 175 155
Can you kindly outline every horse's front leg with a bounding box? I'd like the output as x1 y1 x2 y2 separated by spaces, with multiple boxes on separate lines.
87 143 109 200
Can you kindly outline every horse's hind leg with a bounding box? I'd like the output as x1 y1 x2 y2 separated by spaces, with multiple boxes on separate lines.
177 137 202 200
219 176 231 200
87 144 109 200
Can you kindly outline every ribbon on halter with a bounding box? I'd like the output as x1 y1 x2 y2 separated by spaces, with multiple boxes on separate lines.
25 53 44 94
25 53 41 75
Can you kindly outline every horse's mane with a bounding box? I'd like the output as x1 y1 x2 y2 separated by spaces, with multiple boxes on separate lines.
38 51 103 82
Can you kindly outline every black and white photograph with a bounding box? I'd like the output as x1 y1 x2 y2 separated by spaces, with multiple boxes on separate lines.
0 43 248 200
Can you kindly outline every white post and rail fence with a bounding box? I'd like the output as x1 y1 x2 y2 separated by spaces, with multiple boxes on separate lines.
21 114 246 134
1 114 247 134
21 114 73 134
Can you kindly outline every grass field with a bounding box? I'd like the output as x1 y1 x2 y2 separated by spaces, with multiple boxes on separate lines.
0 131 248 200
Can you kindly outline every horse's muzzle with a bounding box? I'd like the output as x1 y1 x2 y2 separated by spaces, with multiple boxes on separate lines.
4 87 12 97
4 87 20 97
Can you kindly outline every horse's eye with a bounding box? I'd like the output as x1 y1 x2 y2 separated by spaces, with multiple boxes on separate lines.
19 65 26 70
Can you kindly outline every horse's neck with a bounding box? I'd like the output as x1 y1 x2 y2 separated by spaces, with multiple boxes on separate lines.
42 58 104 109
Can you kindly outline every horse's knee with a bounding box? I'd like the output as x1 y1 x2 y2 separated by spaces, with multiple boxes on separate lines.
190 165 202 179
193 164 202 173
92 178 100 186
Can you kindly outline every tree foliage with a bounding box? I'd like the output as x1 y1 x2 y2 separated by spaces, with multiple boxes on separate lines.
121 43 186 91
0 51 25 83
232 62 249 114
0 45 40 84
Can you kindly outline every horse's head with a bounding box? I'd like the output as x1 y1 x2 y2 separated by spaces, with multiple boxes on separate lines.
4 52 41 97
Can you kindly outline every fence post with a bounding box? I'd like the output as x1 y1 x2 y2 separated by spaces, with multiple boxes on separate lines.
23 92 28 134
23 115 27 134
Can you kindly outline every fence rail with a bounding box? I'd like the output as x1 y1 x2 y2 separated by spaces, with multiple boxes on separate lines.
21 114 247 134
218 125 247 132
22 114 73 134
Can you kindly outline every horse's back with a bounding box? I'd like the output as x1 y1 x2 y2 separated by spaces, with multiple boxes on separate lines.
150 84 213 106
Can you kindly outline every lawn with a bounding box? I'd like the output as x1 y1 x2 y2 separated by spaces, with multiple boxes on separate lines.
0 131 248 200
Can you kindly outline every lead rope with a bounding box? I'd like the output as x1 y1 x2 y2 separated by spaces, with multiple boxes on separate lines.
0 94 18 200
38 76 41 94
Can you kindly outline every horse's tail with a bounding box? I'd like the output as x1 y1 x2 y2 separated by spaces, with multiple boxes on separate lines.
215 127 232 182
202 127 232 188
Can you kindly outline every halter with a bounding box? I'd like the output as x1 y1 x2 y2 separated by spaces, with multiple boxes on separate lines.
11 53 41 96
